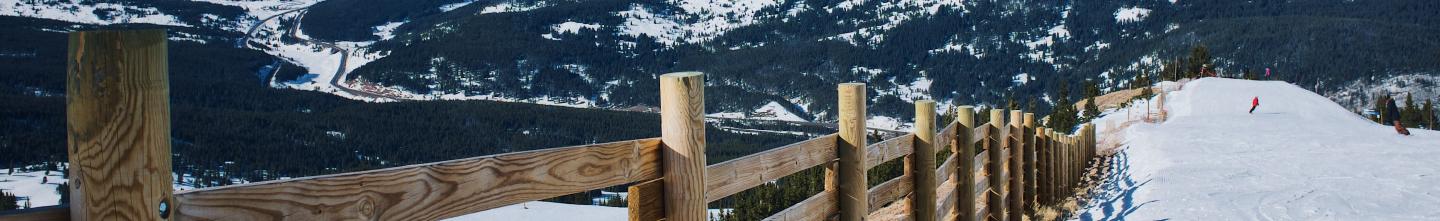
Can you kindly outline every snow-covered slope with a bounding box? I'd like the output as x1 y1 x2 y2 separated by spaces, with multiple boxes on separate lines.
1076 78 1440 220
442 201 626 221
0 165 193 208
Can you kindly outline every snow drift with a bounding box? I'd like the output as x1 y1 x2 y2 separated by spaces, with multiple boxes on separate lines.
1076 78 1440 220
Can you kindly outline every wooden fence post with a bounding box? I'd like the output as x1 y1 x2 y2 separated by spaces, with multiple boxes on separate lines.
837 83 868 221
954 106 977 221
1042 127 1054 205
660 72 706 221
911 100 938 221
1022 113 1036 215
66 29 174 221
1086 123 1096 167
985 109 1005 221
1066 135 1076 197
1006 110 1023 221
1044 128 1056 204
1061 134 1071 198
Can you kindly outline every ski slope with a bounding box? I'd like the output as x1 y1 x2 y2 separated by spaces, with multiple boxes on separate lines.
1075 78 1440 220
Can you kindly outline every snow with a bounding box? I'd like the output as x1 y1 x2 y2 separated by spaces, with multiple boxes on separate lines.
0 0 190 27
1012 73 1032 85
705 101 806 122
868 115 911 131
552 22 602 35
754 101 807 122
439 0 477 12
373 21 405 40
479 2 550 14
1048 25 1070 38
0 164 193 208
444 202 624 221
616 5 685 45
1114 7 1151 23
1073 78 1440 220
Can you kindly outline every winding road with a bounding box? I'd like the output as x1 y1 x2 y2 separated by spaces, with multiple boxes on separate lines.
238 5 904 134
241 5 399 100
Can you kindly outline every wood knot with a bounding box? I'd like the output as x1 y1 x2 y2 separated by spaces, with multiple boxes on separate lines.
358 197 376 219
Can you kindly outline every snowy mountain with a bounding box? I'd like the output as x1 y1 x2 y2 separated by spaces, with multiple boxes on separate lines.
5 0 1439 125
1074 78 1440 220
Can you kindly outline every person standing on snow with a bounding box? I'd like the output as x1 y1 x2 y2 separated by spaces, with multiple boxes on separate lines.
1385 97 1411 135
1250 97 1259 114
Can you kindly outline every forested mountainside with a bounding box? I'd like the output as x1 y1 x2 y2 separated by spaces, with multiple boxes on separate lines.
0 15 820 187
326 0 1440 121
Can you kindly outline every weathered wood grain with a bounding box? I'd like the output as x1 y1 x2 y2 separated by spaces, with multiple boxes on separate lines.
866 176 912 213
934 180 956 221
837 83 868 221
1005 114 1024 221
173 138 662 221
936 155 956 188
911 100 938 221
0 205 70 221
985 109 1007 221
1022 113 1036 214
762 191 836 221
865 134 915 169
660 72 708 221
865 196 910 221
954 106 977 221
705 135 838 202
66 29 174 221
628 179 665 221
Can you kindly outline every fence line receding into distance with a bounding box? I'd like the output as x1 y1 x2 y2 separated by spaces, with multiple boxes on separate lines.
0 29 1101 221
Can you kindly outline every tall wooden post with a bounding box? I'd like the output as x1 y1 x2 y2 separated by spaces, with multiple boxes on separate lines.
954 106 977 221
911 100 938 221
1022 113 1036 215
985 109 1005 221
66 29 174 221
67 29 174 221
1085 123 1096 166
837 83 868 221
660 72 706 221
1042 127 1054 205
1006 111 1023 221
1044 128 1056 204
1060 135 1070 198
1065 135 1075 197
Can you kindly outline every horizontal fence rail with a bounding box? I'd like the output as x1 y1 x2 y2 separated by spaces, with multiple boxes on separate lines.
20 44 1103 221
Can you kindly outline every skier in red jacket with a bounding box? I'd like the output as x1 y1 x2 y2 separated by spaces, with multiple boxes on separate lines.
1249 97 1259 114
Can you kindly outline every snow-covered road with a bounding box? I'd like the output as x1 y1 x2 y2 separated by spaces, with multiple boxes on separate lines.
1074 78 1440 220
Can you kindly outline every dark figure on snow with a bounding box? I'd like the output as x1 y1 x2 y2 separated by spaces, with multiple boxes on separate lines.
1250 97 1259 114
1385 97 1411 135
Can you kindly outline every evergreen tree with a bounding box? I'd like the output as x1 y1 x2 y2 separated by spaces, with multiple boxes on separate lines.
1425 99 1436 129
1084 96 1101 121
1006 93 1019 110
57 182 69 205
1083 79 1101 99
940 104 958 125
1048 81 1079 130
1404 93 1421 127
0 190 16 211
1134 70 1154 101
1187 45 1212 78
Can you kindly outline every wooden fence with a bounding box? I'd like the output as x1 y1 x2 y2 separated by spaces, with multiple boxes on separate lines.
0 29 1098 221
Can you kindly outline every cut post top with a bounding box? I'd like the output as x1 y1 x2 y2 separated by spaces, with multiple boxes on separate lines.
661 71 704 78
